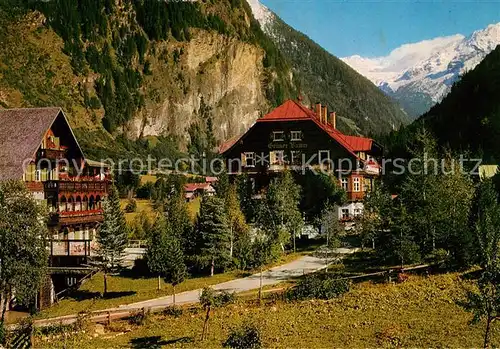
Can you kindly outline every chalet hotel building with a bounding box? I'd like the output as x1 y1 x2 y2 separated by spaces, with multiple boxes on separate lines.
0 108 109 306
220 99 382 220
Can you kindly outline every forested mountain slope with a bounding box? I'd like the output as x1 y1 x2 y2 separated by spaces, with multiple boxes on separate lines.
0 0 407 161
248 0 410 135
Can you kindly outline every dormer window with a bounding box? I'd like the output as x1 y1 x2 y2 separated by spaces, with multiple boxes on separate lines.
273 131 284 142
291 131 302 141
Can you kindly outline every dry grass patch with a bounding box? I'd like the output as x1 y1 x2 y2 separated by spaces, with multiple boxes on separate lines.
37 272 499 348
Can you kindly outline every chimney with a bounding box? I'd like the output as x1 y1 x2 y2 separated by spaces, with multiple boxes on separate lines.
322 106 328 124
329 112 336 129
315 103 322 120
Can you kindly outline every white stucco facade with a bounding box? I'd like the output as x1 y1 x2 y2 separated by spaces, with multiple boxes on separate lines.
335 202 364 221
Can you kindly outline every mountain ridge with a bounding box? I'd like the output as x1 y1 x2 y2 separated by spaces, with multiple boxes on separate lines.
342 23 500 118
247 0 409 135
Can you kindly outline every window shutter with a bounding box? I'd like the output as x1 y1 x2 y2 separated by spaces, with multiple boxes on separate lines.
241 153 247 167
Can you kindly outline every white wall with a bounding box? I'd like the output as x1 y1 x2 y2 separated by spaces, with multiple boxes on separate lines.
335 202 364 220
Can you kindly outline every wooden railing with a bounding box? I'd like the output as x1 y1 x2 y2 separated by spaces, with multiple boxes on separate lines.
49 239 93 257
37 148 67 160
44 180 108 193
49 210 103 226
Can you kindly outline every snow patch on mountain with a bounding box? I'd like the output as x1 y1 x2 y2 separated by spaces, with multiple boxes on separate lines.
342 23 500 115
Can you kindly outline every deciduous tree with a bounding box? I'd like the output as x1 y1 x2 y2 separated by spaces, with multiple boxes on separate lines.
460 180 500 348
0 181 49 342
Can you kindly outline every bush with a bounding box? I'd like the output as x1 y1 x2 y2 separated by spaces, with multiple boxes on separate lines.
124 199 137 213
163 306 183 318
285 273 350 301
424 248 449 264
136 182 154 199
128 308 150 325
223 324 262 349
200 288 237 308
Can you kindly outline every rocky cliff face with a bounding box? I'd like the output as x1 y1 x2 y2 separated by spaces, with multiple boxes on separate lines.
132 30 268 145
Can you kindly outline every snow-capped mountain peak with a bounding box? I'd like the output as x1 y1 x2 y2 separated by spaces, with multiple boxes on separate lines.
342 22 500 117
247 0 274 29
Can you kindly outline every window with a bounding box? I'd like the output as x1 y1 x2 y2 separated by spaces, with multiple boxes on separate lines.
341 177 348 191
318 150 331 169
270 150 285 165
291 151 302 165
341 209 349 219
354 208 361 217
353 177 361 192
273 131 284 142
291 131 302 141
35 170 41 182
243 152 255 167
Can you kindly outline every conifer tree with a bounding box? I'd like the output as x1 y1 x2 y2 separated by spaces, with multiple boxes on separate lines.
196 196 230 276
96 184 128 296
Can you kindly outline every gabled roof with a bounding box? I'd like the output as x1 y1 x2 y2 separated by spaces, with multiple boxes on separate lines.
219 99 378 158
338 134 373 152
0 108 84 181
219 134 243 154
257 99 316 121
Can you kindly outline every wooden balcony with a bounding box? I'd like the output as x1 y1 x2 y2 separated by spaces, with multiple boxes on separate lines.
26 181 44 192
49 209 104 226
49 239 93 257
44 179 109 194
37 148 67 160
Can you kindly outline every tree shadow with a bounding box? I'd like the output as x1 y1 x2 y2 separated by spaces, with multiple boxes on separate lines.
68 290 101 301
103 291 136 299
130 336 193 348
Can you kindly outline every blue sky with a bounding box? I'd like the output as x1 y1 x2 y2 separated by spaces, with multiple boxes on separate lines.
260 0 500 57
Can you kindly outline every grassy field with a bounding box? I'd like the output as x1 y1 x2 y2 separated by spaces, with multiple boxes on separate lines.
120 199 156 224
139 174 157 185
121 197 201 225
35 272 496 348
36 252 305 320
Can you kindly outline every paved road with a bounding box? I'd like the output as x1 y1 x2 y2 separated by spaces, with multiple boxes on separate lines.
30 248 358 327
120 248 358 310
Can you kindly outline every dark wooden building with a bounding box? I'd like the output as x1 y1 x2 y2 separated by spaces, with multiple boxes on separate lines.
219 99 382 220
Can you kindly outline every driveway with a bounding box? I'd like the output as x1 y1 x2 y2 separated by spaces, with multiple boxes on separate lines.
120 248 358 310
31 248 358 327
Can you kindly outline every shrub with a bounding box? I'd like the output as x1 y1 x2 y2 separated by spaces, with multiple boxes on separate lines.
128 308 150 326
223 324 262 349
200 288 237 308
124 199 137 213
136 182 154 199
424 248 449 264
285 273 350 301
163 306 183 318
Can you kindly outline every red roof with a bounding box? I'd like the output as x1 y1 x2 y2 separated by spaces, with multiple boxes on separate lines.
219 99 375 157
340 135 373 152
257 99 316 121
184 183 215 192
219 134 242 154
